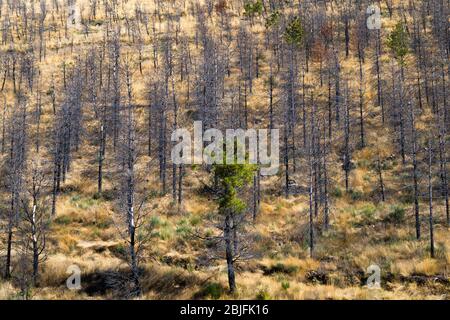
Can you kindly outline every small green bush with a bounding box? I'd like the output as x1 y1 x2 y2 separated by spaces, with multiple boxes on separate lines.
158 226 173 240
353 204 378 226
243 0 263 18
70 195 99 209
264 263 298 275
348 189 363 201
385 205 405 224
176 219 192 238
265 10 280 28
189 215 201 226
256 289 271 300
54 216 72 225
281 280 290 290
203 282 224 300
110 243 127 258
331 187 343 198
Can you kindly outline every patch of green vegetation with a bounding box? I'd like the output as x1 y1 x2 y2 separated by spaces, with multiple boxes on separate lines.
70 195 100 210
189 215 202 226
265 10 280 28
263 262 298 275
146 215 173 240
348 189 363 201
200 282 225 300
331 186 343 198
147 189 159 199
387 21 409 65
110 243 127 259
54 215 72 225
148 215 162 228
384 205 405 224
284 17 304 46
281 280 290 290
243 0 263 18
157 225 173 240
176 218 192 239
353 204 378 227
90 228 102 239
205 211 216 221
92 192 102 200
94 190 115 201
256 288 271 300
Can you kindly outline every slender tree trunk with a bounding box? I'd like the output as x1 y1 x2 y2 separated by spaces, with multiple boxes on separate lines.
224 213 236 293
427 140 434 258
308 104 316 257
344 91 350 192
323 124 330 230
376 30 384 123
284 125 289 197
31 203 38 285
5 226 12 278
399 66 406 164
409 102 421 239
358 55 365 148
98 125 105 193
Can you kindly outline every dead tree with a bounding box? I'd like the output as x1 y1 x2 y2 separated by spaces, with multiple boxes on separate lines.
4 100 27 278
18 158 49 286
427 139 435 258
114 58 149 297
409 101 421 239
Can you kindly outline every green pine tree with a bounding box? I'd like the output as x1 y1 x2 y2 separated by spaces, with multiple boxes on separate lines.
284 17 304 46
213 149 257 293
386 21 409 65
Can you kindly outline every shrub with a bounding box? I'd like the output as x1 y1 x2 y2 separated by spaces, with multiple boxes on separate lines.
202 282 224 300
263 262 298 275
243 0 263 18
284 17 304 46
256 289 271 300
70 195 99 210
331 187 343 198
147 215 173 240
385 205 405 224
189 215 202 226
265 10 280 28
54 215 72 225
348 189 363 201
158 225 173 240
281 280 290 290
148 215 162 229
176 219 192 239
353 204 377 227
